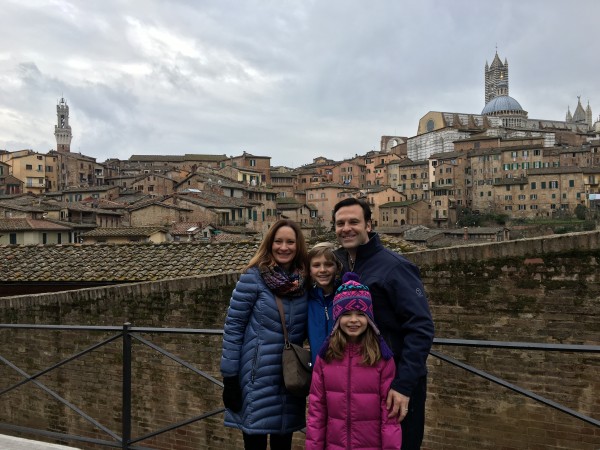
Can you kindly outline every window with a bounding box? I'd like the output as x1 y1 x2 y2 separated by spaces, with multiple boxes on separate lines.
531 182 536 189
250 159 256 167
530 194 538 200
569 180 575 187
42 233 47 244
10 233 17 244
550 181 558 189
541 182 546 189
534 150 541 156
26 164 33 170
530 205 538 210
522 150 529 157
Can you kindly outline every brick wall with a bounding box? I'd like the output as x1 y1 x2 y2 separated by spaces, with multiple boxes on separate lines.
1 232 599 449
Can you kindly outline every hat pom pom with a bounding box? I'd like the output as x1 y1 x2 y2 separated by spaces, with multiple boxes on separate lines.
342 272 360 283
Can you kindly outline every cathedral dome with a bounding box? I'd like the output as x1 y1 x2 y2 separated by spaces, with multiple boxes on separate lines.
481 95 524 115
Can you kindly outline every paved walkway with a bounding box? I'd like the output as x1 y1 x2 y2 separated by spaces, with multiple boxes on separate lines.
0 434 80 450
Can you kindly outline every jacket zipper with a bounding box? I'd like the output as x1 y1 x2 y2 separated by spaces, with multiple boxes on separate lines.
346 349 352 450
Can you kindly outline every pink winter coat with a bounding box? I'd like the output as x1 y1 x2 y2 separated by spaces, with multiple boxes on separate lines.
305 343 402 450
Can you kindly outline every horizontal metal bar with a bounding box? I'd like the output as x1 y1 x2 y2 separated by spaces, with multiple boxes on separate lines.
131 327 224 335
430 350 600 428
0 324 224 335
132 334 224 387
433 338 600 352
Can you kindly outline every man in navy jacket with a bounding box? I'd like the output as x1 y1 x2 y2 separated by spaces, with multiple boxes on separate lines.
333 198 434 450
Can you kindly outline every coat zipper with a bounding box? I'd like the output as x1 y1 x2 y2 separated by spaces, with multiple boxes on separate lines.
346 349 352 450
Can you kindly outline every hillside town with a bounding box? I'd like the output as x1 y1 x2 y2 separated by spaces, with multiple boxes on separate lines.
1 52 600 247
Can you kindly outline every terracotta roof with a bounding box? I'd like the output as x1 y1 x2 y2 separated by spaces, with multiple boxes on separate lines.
0 218 72 231
83 227 167 237
0 241 260 282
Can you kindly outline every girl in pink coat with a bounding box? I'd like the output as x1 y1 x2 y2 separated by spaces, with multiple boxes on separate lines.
306 272 402 450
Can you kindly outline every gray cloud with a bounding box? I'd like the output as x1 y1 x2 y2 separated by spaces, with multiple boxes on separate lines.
0 0 598 167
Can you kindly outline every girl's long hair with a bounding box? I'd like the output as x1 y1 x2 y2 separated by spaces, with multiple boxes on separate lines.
245 219 308 274
324 325 382 366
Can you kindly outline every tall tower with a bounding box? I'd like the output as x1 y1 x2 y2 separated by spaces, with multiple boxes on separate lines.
54 97 72 153
484 52 509 105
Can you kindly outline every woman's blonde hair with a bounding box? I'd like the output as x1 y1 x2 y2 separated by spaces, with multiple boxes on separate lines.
245 219 308 273
307 242 342 285
324 324 382 366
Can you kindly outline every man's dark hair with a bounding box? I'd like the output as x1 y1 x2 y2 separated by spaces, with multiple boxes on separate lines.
333 197 372 222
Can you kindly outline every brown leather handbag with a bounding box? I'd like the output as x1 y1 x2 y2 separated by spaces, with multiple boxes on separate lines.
275 296 312 397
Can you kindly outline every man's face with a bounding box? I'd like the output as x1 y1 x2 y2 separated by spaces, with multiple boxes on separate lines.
334 204 371 250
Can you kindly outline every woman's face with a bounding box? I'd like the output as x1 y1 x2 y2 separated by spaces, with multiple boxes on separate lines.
271 226 297 270
310 255 337 293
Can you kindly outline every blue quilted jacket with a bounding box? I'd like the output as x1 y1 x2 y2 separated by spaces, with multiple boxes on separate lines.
220 267 308 434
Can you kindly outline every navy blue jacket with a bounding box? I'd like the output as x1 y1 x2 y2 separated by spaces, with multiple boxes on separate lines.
334 233 434 396
307 286 335 366
220 268 308 434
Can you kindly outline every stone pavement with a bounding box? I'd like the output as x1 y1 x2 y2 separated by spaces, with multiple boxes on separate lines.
0 434 80 450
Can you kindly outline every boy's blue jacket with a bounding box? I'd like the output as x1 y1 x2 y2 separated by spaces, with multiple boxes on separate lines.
334 232 434 397
307 286 335 365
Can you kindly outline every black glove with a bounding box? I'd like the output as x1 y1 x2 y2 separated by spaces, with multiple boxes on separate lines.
222 376 243 412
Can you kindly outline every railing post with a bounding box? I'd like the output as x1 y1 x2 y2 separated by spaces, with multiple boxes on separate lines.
122 322 132 449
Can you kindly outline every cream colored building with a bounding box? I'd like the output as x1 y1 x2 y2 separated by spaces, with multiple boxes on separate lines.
1 150 48 194
387 159 430 202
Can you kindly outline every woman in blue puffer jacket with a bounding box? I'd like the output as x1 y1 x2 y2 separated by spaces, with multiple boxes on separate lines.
221 219 309 450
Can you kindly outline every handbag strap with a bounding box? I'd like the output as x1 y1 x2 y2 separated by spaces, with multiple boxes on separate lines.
275 296 290 347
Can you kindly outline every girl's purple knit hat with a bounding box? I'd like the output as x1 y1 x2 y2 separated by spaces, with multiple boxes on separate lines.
321 272 394 360
331 272 380 335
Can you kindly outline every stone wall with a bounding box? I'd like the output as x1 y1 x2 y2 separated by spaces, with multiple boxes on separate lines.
1 232 599 449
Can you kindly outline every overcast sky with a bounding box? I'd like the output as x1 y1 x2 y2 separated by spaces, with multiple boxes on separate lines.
0 0 598 168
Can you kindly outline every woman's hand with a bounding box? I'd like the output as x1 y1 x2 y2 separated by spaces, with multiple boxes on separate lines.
222 376 243 412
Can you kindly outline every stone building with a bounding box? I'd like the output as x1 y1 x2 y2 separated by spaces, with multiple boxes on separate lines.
387 159 430 202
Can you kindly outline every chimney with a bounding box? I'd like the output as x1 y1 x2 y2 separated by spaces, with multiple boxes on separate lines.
463 227 468 240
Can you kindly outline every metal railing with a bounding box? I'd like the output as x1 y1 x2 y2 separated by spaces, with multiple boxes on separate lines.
430 338 600 428
0 324 598 449
0 323 225 450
